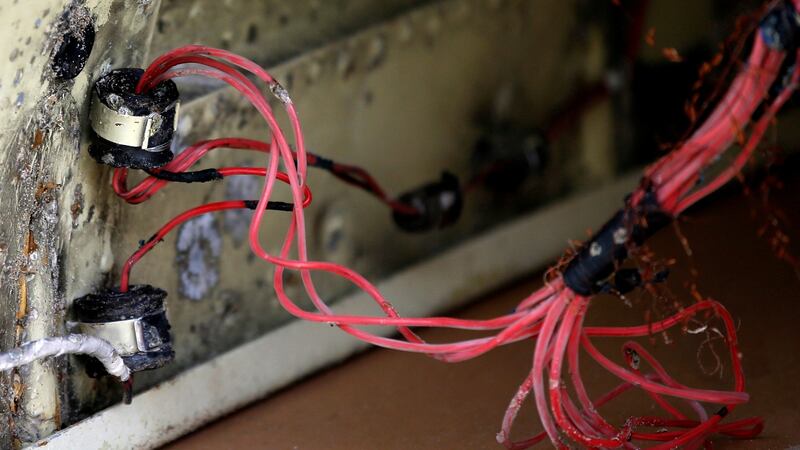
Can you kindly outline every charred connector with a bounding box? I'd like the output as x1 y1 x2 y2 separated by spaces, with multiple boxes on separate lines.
472 127 548 193
73 285 174 377
392 172 463 233
562 191 671 296
760 0 800 51
89 68 180 169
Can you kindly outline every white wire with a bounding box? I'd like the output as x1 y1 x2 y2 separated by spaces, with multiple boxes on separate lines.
0 334 130 381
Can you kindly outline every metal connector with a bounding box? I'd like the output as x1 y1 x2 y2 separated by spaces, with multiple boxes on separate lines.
73 285 174 374
77 318 147 356
89 90 180 152
88 68 180 169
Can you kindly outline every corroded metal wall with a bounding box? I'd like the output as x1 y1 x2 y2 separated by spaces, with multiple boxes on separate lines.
0 1 161 445
0 0 613 446
151 0 433 67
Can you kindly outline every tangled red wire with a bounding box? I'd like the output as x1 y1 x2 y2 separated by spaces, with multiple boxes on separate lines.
109 2 800 447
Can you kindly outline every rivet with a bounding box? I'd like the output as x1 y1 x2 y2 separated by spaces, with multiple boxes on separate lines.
366 35 387 69
336 50 355 79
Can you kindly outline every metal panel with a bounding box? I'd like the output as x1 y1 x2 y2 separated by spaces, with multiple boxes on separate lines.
0 0 614 445
116 0 608 392
0 0 162 445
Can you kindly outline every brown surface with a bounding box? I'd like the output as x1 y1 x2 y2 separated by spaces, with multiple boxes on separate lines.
167 173 800 450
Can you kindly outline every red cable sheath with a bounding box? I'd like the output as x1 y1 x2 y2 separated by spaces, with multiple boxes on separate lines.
120 201 251 292
113 10 798 445
118 170 312 292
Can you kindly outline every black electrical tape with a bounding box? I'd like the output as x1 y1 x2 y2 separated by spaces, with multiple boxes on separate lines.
144 168 223 183
311 154 335 171
330 170 374 193
88 142 174 169
562 190 671 296
760 0 800 51
716 406 729 418
242 199 294 212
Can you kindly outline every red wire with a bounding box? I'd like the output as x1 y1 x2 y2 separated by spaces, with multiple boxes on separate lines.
118 172 312 292
328 162 419 215
112 9 798 445
114 138 274 203
120 201 248 292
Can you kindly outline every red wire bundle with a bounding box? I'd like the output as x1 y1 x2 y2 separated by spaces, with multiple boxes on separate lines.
111 2 800 446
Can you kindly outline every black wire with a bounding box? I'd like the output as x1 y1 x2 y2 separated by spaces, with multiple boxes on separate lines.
144 168 223 183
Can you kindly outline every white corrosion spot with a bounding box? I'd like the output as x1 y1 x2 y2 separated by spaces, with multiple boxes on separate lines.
106 93 124 111
176 214 221 301
590 242 603 257
628 351 640 369
366 35 387 68
613 227 628 245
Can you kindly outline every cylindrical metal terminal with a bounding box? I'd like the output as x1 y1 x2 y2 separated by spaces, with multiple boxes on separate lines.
73 285 174 374
88 68 180 169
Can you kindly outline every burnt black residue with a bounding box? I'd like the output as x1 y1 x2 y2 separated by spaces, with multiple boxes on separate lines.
246 24 258 44
51 4 95 80
88 68 179 169
94 68 178 116
73 284 167 323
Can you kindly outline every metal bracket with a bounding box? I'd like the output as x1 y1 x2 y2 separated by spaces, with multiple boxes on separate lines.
89 91 180 152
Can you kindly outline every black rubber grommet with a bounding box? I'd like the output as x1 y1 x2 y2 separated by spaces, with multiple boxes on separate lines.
74 285 174 373
472 128 548 193
392 172 463 233
88 68 179 169
73 284 167 323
